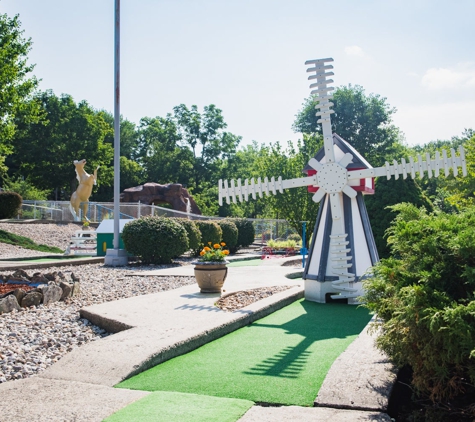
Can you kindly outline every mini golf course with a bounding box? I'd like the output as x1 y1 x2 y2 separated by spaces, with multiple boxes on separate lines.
109 299 372 421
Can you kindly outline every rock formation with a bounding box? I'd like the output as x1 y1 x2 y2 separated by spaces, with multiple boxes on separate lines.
119 183 201 215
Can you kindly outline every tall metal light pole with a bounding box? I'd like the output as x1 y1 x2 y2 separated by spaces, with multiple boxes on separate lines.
105 0 128 266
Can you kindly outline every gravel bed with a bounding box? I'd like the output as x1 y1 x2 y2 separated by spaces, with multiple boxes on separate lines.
216 286 294 311
0 222 80 258
0 223 287 385
0 262 196 384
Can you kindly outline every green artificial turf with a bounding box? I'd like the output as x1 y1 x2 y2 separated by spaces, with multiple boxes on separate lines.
116 299 372 406
227 259 262 267
103 391 254 422
20 256 91 262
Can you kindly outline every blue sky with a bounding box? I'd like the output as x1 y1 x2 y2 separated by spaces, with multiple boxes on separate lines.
2 0 474 151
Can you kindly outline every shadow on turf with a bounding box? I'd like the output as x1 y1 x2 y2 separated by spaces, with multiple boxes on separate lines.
175 303 249 313
244 301 369 379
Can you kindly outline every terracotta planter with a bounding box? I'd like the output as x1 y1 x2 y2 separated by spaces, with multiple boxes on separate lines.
192 261 229 293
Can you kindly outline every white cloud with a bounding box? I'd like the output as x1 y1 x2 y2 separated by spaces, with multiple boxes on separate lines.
392 101 475 146
421 64 475 90
344 45 365 57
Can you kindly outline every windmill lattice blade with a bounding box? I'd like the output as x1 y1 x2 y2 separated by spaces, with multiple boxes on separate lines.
306 57 336 164
218 175 317 204
347 147 467 182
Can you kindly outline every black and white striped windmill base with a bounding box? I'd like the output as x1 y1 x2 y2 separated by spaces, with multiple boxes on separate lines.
218 57 467 304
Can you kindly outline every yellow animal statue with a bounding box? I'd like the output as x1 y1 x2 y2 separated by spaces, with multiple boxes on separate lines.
70 159 99 221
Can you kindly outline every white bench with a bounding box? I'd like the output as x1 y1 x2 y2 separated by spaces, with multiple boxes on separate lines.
65 230 97 255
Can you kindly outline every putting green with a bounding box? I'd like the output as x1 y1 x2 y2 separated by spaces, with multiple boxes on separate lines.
116 300 372 406
103 391 254 422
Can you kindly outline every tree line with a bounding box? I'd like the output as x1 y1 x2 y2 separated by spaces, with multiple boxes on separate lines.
1 11 475 252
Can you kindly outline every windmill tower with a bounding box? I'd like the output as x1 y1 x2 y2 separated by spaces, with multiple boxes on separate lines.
219 58 467 304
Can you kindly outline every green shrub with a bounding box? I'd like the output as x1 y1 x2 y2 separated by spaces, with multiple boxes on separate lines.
267 239 297 249
122 216 188 264
215 219 238 250
362 203 475 404
226 218 255 252
364 177 433 258
287 233 301 243
193 220 222 255
171 218 201 252
0 191 22 219
3 177 49 200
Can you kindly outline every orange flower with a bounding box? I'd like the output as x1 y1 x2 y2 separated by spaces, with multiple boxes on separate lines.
220 242 226 246
213 244 221 249
200 250 205 256
204 246 211 252
223 250 230 255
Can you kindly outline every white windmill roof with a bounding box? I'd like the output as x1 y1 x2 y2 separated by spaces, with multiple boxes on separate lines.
303 133 373 173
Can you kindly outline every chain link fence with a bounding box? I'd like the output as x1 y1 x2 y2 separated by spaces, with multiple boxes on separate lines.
17 200 301 244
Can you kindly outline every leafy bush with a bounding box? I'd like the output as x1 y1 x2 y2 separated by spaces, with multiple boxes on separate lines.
267 239 297 249
287 233 301 243
226 218 255 252
364 177 433 258
215 219 238 250
193 220 222 255
171 218 201 252
362 203 475 405
0 191 22 219
3 177 49 200
122 216 188 264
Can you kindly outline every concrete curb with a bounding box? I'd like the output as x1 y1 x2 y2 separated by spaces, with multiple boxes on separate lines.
315 316 397 412
0 256 104 271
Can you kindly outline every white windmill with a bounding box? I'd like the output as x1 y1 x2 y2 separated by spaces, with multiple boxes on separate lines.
219 58 467 304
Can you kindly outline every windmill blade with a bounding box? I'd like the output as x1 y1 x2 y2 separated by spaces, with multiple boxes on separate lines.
347 146 467 182
218 174 318 205
306 58 336 164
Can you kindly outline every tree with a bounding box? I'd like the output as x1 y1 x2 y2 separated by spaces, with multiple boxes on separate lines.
8 90 113 199
0 13 39 178
293 85 405 166
172 104 241 191
410 129 475 211
218 141 273 218
136 115 194 188
97 110 140 161
2 176 48 200
237 135 322 243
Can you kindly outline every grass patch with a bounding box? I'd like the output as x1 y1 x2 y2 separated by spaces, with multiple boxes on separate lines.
0 229 63 254
103 391 254 422
116 300 372 406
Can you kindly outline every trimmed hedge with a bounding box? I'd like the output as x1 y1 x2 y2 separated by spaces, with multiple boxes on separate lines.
215 220 238 250
193 220 222 255
171 218 201 252
122 216 188 264
226 218 255 253
0 191 22 219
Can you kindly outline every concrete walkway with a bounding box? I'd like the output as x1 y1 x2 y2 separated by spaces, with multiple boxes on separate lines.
0 257 395 421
